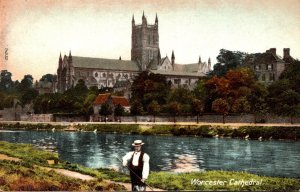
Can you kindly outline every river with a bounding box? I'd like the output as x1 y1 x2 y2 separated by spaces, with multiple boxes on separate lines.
0 130 299 178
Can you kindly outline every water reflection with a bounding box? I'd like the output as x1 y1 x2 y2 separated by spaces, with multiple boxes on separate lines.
0 130 299 178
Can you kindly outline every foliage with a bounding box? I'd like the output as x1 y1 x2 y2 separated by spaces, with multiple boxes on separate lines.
209 49 247 77
130 100 144 116
40 74 55 83
0 70 14 91
167 101 181 122
99 103 113 120
20 88 38 106
17 75 34 92
131 71 170 110
212 98 230 123
114 104 125 117
206 68 265 118
148 170 300 191
267 60 300 122
147 100 161 121
0 142 125 191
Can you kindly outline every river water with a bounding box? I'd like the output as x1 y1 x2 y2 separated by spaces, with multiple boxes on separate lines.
0 130 299 178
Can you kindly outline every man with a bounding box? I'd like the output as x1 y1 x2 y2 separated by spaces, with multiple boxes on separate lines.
122 140 150 191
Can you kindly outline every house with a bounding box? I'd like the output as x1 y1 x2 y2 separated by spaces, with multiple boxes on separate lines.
244 48 294 84
93 93 130 116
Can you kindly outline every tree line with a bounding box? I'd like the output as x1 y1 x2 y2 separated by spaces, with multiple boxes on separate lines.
1 49 299 123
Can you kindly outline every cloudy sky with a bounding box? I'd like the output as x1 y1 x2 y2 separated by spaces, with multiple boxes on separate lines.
0 0 299 81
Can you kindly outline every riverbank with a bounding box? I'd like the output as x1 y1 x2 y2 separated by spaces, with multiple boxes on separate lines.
1 121 299 140
0 141 299 191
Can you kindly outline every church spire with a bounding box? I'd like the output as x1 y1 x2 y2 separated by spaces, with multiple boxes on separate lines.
155 13 158 25
171 50 175 60
208 57 211 70
171 50 175 71
198 56 202 64
68 50 72 63
59 52 63 67
132 14 135 26
142 10 147 25
157 48 161 64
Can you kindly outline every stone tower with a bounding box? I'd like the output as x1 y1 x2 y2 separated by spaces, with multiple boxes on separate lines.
131 12 160 71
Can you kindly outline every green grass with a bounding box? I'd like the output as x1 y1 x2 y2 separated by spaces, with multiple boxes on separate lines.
0 160 124 191
147 171 300 191
0 122 66 130
0 141 59 166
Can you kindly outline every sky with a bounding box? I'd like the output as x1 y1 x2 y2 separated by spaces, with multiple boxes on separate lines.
0 0 299 81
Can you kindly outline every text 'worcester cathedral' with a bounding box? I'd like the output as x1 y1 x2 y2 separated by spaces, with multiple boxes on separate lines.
56 12 211 94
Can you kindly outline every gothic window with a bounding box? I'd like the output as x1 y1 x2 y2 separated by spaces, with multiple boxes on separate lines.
148 35 150 45
103 73 106 78
153 35 155 44
94 72 98 77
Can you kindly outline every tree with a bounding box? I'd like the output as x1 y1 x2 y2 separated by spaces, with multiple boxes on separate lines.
40 74 55 83
18 75 33 92
99 103 112 122
209 49 247 77
191 99 204 123
279 90 300 124
114 104 125 122
231 96 251 114
212 98 230 124
168 102 181 123
0 70 14 91
206 68 261 117
147 100 160 122
20 88 38 106
280 60 300 93
74 79 88 96
82 93 97 119
267 60 300 123
130 100 143 123
249 82 269 123
131 71 170 110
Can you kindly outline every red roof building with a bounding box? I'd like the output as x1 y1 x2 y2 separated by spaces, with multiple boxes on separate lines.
93 93 131 116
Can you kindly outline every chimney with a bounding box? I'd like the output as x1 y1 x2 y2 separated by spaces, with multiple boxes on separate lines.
283 48 290 59
269 48 276 55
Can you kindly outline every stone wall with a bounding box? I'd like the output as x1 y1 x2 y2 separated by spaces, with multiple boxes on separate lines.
118 114 300 124
0 104 33 121
20 114 53 122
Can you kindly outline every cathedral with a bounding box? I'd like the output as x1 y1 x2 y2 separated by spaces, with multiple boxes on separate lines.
56 13 211 93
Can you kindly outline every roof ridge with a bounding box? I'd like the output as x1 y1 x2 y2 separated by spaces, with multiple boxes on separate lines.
73 56 133 62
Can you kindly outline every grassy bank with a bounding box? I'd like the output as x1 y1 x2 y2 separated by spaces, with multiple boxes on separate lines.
0 141 299 191
147 171 300 191
0 122 299 140
0 141 125 191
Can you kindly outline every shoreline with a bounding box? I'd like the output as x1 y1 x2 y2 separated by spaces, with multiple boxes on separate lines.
1 120 300 127
0 121 299 141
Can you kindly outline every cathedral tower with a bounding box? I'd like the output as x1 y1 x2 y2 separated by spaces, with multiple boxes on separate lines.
131 12 160 70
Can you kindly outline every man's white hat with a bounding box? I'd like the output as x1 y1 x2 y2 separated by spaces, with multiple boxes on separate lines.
132 140 144 146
